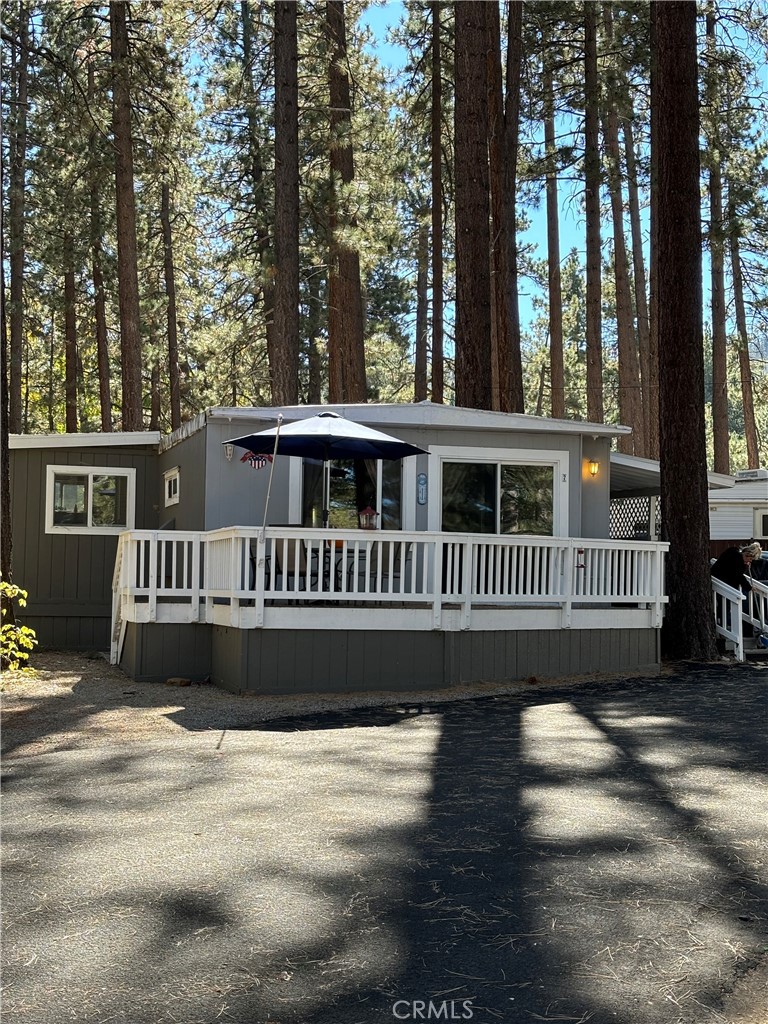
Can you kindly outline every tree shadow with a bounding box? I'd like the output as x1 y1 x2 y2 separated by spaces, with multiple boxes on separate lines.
2 665 766 1024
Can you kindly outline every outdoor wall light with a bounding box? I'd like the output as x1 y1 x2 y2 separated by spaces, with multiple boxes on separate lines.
589 459 600 477
224 443 235 462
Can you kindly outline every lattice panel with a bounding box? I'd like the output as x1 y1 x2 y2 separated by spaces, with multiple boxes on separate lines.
610 496 660 540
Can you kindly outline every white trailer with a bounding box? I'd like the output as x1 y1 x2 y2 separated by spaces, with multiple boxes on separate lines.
709 469 768 546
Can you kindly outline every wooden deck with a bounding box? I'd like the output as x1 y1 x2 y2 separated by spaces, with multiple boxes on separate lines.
111 527 669 662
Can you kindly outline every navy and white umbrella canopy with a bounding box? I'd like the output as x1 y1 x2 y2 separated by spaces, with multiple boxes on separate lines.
224 411 428 527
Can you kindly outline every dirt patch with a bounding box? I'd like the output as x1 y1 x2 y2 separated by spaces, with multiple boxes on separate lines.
1 652 241 757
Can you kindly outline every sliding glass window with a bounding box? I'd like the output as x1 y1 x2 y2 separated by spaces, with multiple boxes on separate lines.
442 462 555 535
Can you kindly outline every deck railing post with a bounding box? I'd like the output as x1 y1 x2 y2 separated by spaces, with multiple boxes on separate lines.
431 538 442 628
561 540 573 628
148 533 158 622
229 534 240 627
254 531 266 627
462 538 473 629
191 537 201 622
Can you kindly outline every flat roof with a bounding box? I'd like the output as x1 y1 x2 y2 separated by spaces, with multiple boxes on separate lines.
205 402 631 438
10 431 161 450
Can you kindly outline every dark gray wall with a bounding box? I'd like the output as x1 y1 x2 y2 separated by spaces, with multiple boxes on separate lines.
157 426 207 532
123 622 659 694
11 444 158 651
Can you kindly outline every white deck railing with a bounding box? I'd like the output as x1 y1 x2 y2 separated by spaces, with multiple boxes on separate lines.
111 527 669 662
712 575 768 662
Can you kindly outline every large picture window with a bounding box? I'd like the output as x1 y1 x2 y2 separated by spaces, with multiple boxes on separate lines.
442 461 555 535
45 466 135 535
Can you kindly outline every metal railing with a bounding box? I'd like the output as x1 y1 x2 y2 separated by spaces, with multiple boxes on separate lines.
110 527 669 659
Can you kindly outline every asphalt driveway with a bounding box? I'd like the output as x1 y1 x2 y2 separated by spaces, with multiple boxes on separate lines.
2 664 767 1024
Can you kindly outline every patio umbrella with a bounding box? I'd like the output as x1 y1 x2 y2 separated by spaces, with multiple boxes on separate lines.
224 411 428 527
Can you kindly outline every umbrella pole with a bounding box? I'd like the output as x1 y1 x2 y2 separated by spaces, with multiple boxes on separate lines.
260 414 283 540
322 458 330 529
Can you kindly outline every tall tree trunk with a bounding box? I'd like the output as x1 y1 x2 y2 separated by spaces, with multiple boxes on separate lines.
454 0 492 410
603 6 644 455
160 181 182 430
64 247 78 433
272 0 300 406
706 13 729 474
653 1 716 661
730 227 760 469
8 2 29 434
503 0 525 413
110 0 143 430
430 1 444 404
149 359 161 431
584 1 604 424
306 271 323 404
543 54 564 419
1 177 12 582
241 1 277 399
87 60 112 432
486 0 506 412
326 0 366 403
623 117 652 449
48 317 55 432
414 220 429 402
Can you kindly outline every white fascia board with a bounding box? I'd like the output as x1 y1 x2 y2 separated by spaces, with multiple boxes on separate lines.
10 431 161 450
206 403 630 439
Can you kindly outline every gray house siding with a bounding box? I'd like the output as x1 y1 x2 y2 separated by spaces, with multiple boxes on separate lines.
10 443 158 651
122 622 659 693
157 427 207 532
161 412 613 539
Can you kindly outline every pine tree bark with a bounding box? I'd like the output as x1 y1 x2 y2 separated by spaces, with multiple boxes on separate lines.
306 271 323 404
1 186 12 582
623 117 652 449
454 0 493 410
584 1 604 424
8 2 29 434
653 1 716 661
110 0 143 431
503 0 525 413
706 13 729 474
486 0 506 412
603 5 644 455
729 227 760 469
272 0 300 406
241 1 277 400
326 0 366 403
64 247 78 433
87 59 112 432
160 181 182 430
543 54 565 419
414 220 429 402
430 1 444 404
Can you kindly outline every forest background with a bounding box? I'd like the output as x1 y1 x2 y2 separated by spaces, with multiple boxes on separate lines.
2 0 767 474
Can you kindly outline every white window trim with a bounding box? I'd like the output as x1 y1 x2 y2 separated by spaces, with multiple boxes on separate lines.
45 465 136 535
164 466 180 507
426 445 569 536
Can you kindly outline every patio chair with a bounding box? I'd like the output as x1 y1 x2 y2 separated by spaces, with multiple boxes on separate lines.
348 540 410 595
271 535 319 593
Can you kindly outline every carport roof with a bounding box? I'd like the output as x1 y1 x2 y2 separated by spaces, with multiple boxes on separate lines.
611 452 734 498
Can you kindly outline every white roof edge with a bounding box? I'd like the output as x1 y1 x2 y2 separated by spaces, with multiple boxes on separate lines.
206 403 630 438
10 431 161 450
611 452 736 491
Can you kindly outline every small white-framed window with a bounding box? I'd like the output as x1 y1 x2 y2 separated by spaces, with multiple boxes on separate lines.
164 466 180 507
45 465 136 535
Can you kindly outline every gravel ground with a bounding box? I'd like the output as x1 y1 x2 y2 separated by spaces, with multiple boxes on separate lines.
2 653 767 1024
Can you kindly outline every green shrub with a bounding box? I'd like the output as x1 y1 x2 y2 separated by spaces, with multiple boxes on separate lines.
1 580 38 671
